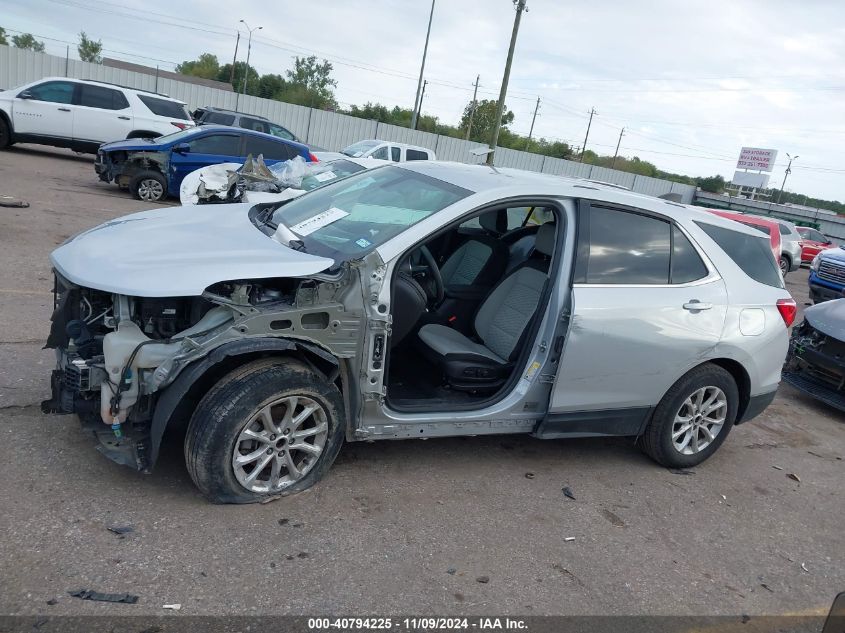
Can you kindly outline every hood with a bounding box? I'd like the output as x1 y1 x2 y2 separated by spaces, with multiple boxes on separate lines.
100 138 164 152
818 246 845 264
51 204 334 297
804 298 845 340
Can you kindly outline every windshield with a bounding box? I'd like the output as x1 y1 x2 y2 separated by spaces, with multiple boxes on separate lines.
267 123 295 140
341 140 380 157
270 166 471 260
152 127 201 143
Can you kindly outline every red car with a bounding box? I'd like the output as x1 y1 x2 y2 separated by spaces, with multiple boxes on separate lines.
706 210 782 263
796 226 835 264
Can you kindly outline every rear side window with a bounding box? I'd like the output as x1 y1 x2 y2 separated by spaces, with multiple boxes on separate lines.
778 224 790 236
188 134 241 155
204 111 236 126
671 226 708 284
137 95 191 120
695 222 783 289
79 84 129 110
243 135 298 161
390 146 401 162
267 123 295 140
406 149 429 161
240 117 269 133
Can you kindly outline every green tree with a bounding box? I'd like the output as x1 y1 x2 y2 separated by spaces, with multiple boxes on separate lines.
0 27 8 47
280 55 337 109
217 61 259 94
12 32 45 52
459 99 515 143
695 174 725 193
77 31 102 63
177 53 221 80
257 73 286 100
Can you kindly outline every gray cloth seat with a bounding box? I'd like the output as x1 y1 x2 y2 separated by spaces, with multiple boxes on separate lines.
418 223 556 390
439 210 509 289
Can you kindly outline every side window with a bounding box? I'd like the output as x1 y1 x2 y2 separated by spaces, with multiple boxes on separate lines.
390 146 401 162
695 221 783 289
136 95 191 120
577 206 671 284
267 123 294 140
240 117 269 134
671 225 708 284
371 146 389 160
778 224 790 236
243 135 297 161
406 149 429 161
23 81 75 104
79 85 128 110
206 112 236 126
188 134 241 155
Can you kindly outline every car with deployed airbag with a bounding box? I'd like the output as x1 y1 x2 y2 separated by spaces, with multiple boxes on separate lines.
44 162 794 503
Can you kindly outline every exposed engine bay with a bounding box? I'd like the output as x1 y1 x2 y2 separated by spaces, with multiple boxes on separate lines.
783 317 845 411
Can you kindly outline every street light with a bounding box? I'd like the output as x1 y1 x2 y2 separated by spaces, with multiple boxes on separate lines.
776 152 799 205
239 19 262 104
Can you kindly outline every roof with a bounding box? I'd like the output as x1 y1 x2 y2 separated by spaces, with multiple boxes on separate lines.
197 106 270 120
33 76 185 103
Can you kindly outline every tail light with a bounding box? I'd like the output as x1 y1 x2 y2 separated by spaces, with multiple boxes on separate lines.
171 122 190 130
776 298 797 327
308 152 319 162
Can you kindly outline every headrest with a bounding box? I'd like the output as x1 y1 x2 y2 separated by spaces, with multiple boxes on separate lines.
535 223 556 257
479 209 507 235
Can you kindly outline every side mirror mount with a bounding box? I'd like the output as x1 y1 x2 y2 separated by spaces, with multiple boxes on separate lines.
173 142 190 154
17 90 34 100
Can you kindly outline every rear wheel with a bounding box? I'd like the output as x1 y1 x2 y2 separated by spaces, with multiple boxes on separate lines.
130 170 167 202
639 364 738 468
779 255 790 276
185 359 345 504
0 117 12 149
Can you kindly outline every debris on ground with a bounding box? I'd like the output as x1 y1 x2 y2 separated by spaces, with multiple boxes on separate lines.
278 519 289 526
787 473 801 483
741 615 750 624
564 537 576 542
772 465 784 470
562 486 576 500
45 599 57 606
297 552 310 559
760 583 774 593
476 576 490 584
801 562 809 573
669 469 695 475
447 568 456 575
525 472 535 479
68 589 139 604
720 494 727 501
600 509 626 528
107 525 134 536
0 195 29 208
162 603 181 610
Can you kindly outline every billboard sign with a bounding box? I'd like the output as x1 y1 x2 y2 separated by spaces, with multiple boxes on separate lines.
732 171 770 189
737 147 778 171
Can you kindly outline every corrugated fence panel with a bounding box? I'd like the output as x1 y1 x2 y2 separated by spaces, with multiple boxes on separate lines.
0 45 699 203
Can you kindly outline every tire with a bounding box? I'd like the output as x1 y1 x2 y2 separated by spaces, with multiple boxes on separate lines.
779 255 790 276
639 364 738 469
0 117 12 149
184 358 345 504
130 170 167 202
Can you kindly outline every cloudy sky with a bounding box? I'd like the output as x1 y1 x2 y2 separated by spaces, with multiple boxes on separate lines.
3 0 844 200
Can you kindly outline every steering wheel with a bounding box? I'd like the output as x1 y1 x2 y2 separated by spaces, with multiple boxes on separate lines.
416 245 444 306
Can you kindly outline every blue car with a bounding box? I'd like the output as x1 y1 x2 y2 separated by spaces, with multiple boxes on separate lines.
808 246 845 303
95 124 315 202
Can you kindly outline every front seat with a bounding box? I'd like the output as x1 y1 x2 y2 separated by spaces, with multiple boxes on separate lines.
418 222 556 391
439 210 509 289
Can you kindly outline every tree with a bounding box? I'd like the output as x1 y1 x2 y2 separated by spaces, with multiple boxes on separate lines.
217 61 259 94
12 33 45 52
695 175 725 193
77 31 102 63
257 73 286 100
459 99 514 143
0 27 8 47
281 55 338 109
177 53 221 80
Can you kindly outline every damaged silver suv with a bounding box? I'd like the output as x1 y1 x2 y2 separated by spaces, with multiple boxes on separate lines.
44 162 795 503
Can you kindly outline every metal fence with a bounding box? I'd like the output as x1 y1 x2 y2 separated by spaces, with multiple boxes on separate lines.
0 45 698 203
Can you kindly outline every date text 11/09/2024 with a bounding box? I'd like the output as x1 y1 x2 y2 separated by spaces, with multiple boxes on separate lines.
307 618 529 631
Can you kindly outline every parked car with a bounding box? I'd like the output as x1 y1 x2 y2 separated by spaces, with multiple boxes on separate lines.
783 298 845 411
796 226 835 264
192 106 300 142
808 247 845 303
340 139 435 162
0 77 193 152
706 210 782 266
747 215 803 275
95 125 316 202
43 163 794 503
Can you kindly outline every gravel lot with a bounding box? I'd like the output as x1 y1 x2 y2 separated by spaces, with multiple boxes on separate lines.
0 145 842 619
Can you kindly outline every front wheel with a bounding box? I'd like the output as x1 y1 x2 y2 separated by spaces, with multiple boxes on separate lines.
779 256 790 276
130 170 167 202
639 364 738 468
185 358 345 504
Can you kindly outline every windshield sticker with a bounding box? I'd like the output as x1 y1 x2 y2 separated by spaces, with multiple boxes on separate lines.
290 207 349 236
355 238 372 248
313 171 336 183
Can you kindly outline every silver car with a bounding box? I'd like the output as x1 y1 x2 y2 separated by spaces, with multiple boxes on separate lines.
748 214 803 275
43 162 795 503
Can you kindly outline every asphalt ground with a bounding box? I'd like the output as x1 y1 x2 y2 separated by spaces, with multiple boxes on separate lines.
0 145 842 622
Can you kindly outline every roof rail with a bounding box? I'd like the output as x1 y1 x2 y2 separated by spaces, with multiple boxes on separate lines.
80 79 173 99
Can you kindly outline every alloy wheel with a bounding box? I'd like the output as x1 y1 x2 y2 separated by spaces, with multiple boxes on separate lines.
137 178 164 201
671 386 727 455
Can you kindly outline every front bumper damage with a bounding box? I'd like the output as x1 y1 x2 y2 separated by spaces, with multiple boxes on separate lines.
95 149 170 188
783 319 845 411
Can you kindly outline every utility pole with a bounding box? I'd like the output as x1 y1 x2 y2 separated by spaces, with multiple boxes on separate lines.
579 107 596 163
487 0 528 166
414 80 428 129
611 127 625 168
776 152 799 204
411 0 435 130
526 96 540 150
238 19 262 111
465 74 480 141
229 31 240 85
